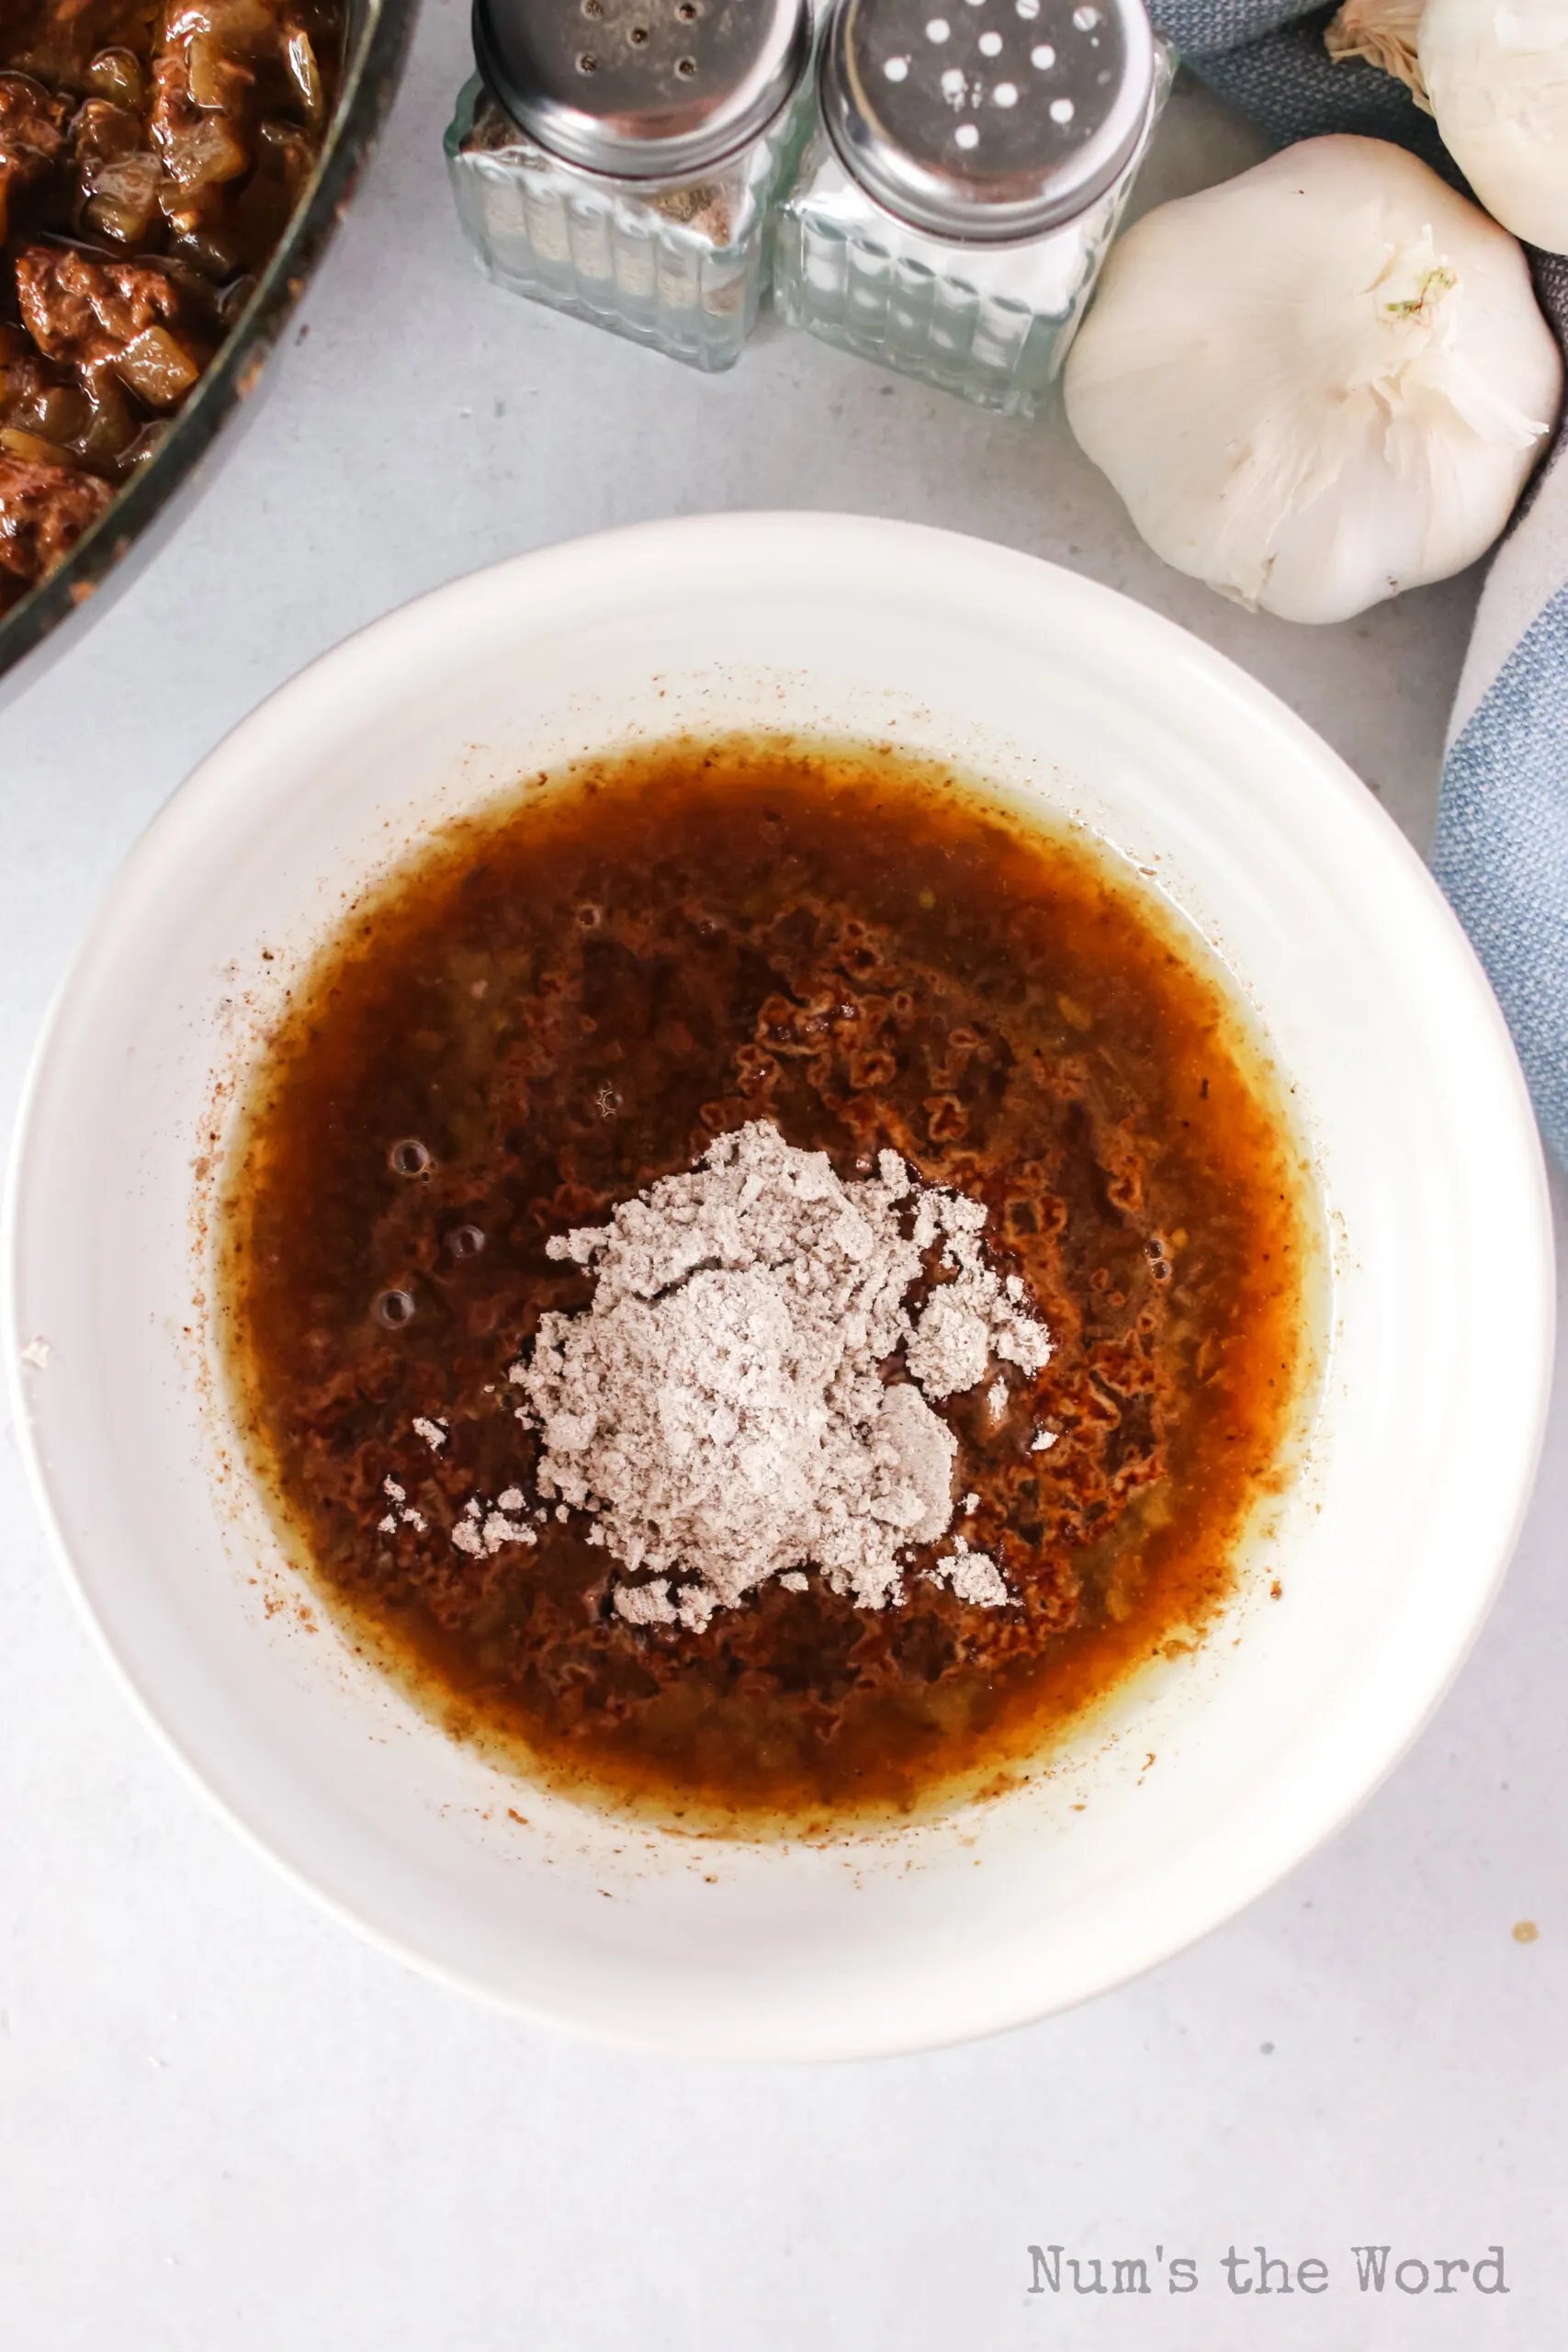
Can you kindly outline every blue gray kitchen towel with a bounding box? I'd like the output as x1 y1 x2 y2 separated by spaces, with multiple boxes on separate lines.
1151 0 1568 1165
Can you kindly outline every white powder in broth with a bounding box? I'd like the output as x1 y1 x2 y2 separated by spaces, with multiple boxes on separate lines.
509 1121 1049 1634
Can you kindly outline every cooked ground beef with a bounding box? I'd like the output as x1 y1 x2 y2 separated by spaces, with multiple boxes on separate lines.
17 242 204 373
0 74 72 234
0 448 112 585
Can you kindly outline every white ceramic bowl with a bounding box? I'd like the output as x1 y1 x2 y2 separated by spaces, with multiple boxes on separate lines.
6 515 1554 2059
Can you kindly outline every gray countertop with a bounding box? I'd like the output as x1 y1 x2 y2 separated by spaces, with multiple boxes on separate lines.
2 6 1562 2344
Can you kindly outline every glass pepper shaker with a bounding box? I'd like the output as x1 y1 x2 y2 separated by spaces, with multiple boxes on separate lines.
773 0 1168 415
445 0 815 373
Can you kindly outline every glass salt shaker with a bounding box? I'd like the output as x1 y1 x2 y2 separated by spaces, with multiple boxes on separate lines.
446 0 815 373
773 0 1167 415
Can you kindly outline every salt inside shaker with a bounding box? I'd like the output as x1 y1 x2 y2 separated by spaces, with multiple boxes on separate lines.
446 0 814 372
773 0 1166 414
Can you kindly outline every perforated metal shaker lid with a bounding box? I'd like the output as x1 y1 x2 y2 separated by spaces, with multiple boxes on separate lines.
473 0 811 181
821 0 1156 243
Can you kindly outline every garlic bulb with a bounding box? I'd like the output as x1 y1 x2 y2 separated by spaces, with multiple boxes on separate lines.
1420 0 1568 254
1325 0 1568 253
1064 137 1562 624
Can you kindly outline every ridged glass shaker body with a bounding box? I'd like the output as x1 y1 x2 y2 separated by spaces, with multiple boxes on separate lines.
773 0 1168 416
446 0 814 373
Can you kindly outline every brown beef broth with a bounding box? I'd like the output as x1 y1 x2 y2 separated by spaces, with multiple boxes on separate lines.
220 738 1313 1828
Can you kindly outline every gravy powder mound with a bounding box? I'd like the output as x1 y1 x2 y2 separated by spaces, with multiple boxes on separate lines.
514 1120 1050 1631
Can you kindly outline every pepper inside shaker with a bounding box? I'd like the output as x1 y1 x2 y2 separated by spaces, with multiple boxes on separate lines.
773 0 1167 415
446 0 815 372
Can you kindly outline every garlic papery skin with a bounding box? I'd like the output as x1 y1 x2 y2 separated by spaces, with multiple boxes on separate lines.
1063 137 1562 624
1419 0 1568 254
1325 0 1431 107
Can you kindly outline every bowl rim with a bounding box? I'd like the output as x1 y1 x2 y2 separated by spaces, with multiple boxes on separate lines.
5 514 1557 2056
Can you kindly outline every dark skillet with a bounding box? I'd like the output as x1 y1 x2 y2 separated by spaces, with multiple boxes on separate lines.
0 0 416 713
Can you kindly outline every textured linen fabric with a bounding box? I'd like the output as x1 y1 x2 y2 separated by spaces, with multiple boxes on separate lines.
1148 0 1568 1160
